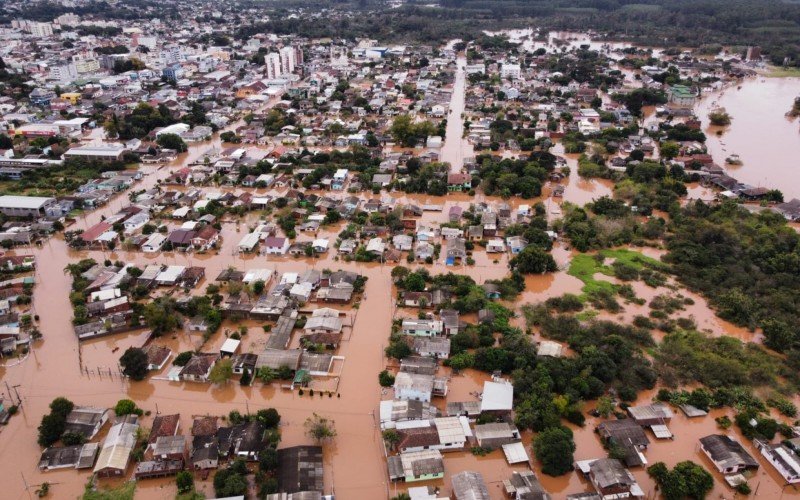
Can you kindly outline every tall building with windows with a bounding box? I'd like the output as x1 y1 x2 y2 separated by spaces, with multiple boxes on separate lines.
279 46 296 74
265 52 282 80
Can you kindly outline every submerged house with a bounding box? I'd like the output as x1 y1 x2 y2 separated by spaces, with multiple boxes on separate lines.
387 449 445 482
699 434 759 474
277 445 324 494
93 415 139 478
597 419 649 468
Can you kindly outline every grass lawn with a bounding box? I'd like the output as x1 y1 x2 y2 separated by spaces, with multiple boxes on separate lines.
761 65 800 78
82 481 136 500
567 248 663 296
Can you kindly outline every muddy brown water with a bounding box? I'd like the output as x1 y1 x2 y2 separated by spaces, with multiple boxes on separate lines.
1 97 798 499
695 77 800 200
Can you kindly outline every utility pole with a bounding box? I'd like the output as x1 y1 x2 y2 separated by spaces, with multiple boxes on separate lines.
5 381 21 407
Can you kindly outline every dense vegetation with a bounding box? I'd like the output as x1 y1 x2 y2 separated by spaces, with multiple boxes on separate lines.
664 201 800 358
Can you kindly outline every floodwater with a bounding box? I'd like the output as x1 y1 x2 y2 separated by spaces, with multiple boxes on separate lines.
441 54 472 174
2 63 799 500
695 77 800 200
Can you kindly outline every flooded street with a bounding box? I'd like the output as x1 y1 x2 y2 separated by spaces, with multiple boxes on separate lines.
695 77 800 199
1 38 800 500
441 55 471 174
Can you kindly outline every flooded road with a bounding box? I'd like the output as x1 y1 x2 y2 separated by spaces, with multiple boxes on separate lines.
695 77 800 199
0 65 799 500
441 55 471 174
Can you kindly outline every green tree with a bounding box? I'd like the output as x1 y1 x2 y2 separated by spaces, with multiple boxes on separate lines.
510 246 557 274
258 447 279 472
304 413 337 444
209 359 234 384
378 370 395 387
533 426 576 476
176 470 194 494
156 133 187 152
403 273 426 292
143 298 180 335
114 399 139 416
240 368 252 386
49 397 74 418
214 462 248 497
256 408 281 428
596 395 614 417
119 347 149 380
659 141 680 160
37 413 66 447
173 351 193 366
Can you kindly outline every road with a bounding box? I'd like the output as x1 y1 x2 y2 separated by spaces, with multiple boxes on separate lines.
441 55 469 174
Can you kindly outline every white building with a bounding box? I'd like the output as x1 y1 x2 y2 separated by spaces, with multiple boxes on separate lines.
50 63 78 83
280 46 296 74
265 53 282 80
30 22 54 37
501 63 521 80
757 441 800 484
141 233 166 253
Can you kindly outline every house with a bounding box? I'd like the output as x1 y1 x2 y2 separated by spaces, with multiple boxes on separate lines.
256 349 302 372
504 470 551 500
447 173 472 192
179 353 219 382
379 399 440 430
143 345 172 371
445 238 466 264
452 471 490 500
394 372 435 403
151 435 187 461
39 444 98 471
627 404 674 427
366 237 386 255
414 337 450 359
230 421 266 460
263 236 290 255
440 309 460 335
699 434 759 474
94 415 139 478
220 338 241 357
440 227 463 240
486 238 506 253
401 291 434 308
134 458 184 479
64 407 110 439
148 414 181 445
448 205 463 222
304 315 343 335
480 380 514 414
597 419 650 468
238 232 260 253
167 229 196 250
393 234 413 251
277 446 324 494
156 265 186 286
192 226 219 251
311 238 329 253
756 440 800 484
584 458 644 499
506 236 528 255
414 241 434 261
400 356 438 375
338 239 357 254
474 422 521 449
401 319 443 337
191 435 219 470
387 449 444 482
